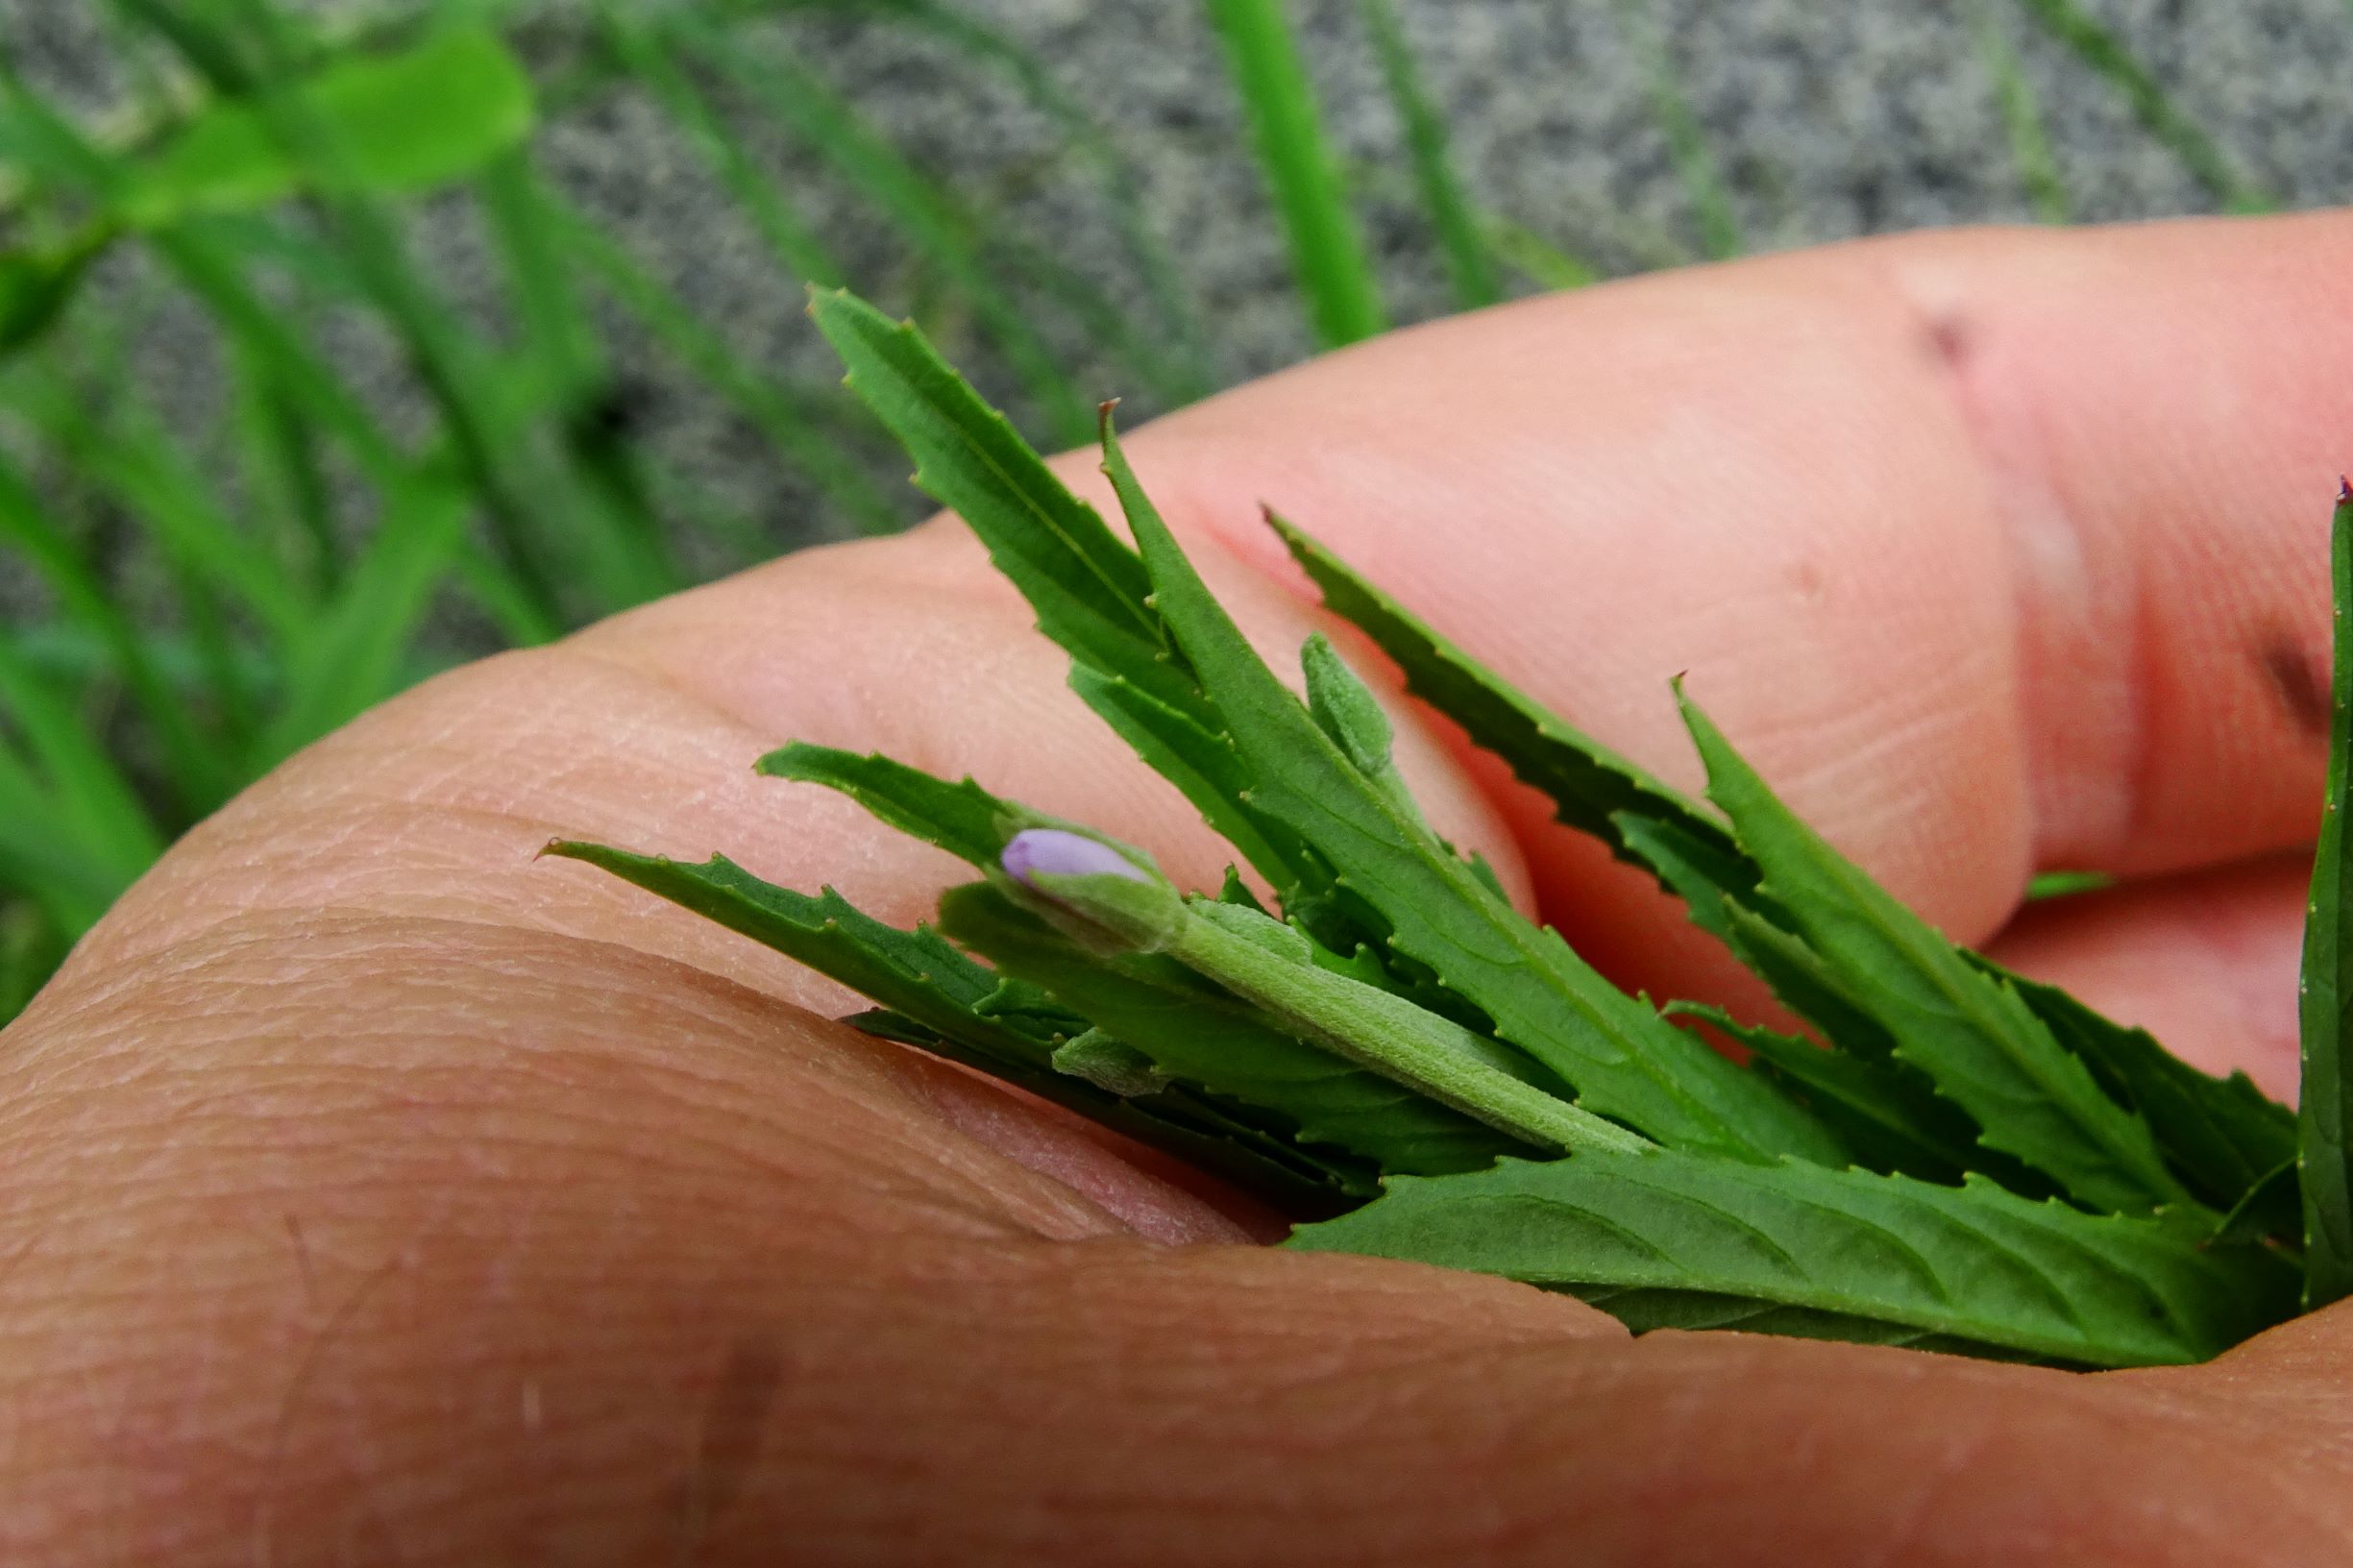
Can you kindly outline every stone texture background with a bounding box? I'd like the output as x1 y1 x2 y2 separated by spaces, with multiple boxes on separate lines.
8 0 2353 558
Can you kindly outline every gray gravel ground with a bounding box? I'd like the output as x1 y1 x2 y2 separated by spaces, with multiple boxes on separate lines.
9 0 2353 563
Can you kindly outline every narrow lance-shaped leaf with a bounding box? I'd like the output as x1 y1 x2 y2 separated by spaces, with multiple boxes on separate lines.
801 303 1319 896
722 747 1438 1188
758 742 1011 868
1669 1003 1981 1186
1677 687 2189 1214
1106 419 1842 1166
546 842 1366 1208
1985 958 2296 1219
806 291 1198 718
2302 485 2353 1307
1289 1150 2299 1368
1324 579 2250 1209
1271 511 1744 885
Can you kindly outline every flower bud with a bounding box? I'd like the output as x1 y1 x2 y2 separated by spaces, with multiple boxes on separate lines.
998 828 1186 955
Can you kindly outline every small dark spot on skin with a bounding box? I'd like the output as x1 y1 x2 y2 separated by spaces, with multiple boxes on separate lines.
1788 558 1826 602
2259 631 2332 740
673 1335 785 1547
1924 309 1973 372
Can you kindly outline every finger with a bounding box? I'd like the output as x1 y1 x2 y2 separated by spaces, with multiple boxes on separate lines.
1982 853 2311 1099
1121 213 2353 949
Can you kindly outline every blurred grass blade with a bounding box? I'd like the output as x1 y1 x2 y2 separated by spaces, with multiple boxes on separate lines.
0 60 411 483
599 5 843 291
154 212 565 642
1612 0 1743 259
0 450 236 815
1359 0 1500 310
2012 0 2271 213
0 768 129 934
14 377 314 646
0 898 70 1018
670 14 1099 444
117 25 535 227
1482 213 1598 292
0 227 110 355
477 150 679 600
1972 3 2071 224
819 0 1219 398
2025 869 2110 900
171 0 647 624
550 194 906 538
17 11 562 640
0 621 164 879
227 342 344 593
260 478 468 764
478 151 601 415
1206 0 1388 349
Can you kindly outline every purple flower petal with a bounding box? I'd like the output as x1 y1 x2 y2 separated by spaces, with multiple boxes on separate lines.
1001 827 1148 888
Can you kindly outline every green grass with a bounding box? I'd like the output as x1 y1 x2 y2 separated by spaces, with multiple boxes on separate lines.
0 0 2301 1020
1973 4 2071 225
1206 0 1389 349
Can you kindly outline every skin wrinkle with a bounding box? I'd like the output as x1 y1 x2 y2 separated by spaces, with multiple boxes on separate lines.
254 1257 402 1568
17 917 1130 1252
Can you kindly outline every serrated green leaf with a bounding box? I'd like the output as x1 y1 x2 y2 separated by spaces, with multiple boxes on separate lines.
1677 690 2188 1215
1988 959 2295 1219
1670 1004 1981 1185
757 742 1009 868
547 842 1361 1208
1288 1150 2297 1367
1107 428 1840 1166
1272 512 1740 885
1067 665 1303 887
2302 487 2353 1307
806 290 1200 720
1717 900 1900 1060
1052 1028 1173 1097
941 880 1515 1180
2213 1161 2300 1251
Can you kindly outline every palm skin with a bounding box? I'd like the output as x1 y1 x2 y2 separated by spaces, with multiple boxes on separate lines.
8 213 2353 1564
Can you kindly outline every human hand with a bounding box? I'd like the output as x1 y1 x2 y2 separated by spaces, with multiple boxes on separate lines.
10 213 2353 1564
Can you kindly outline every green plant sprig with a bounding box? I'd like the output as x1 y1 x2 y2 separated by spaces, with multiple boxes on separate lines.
566 296 2335 1367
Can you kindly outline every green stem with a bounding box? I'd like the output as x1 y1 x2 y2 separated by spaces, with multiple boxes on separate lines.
1166 904 1650 1156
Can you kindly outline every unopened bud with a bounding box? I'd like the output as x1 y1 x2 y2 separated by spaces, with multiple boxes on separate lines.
998 827 1186 955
